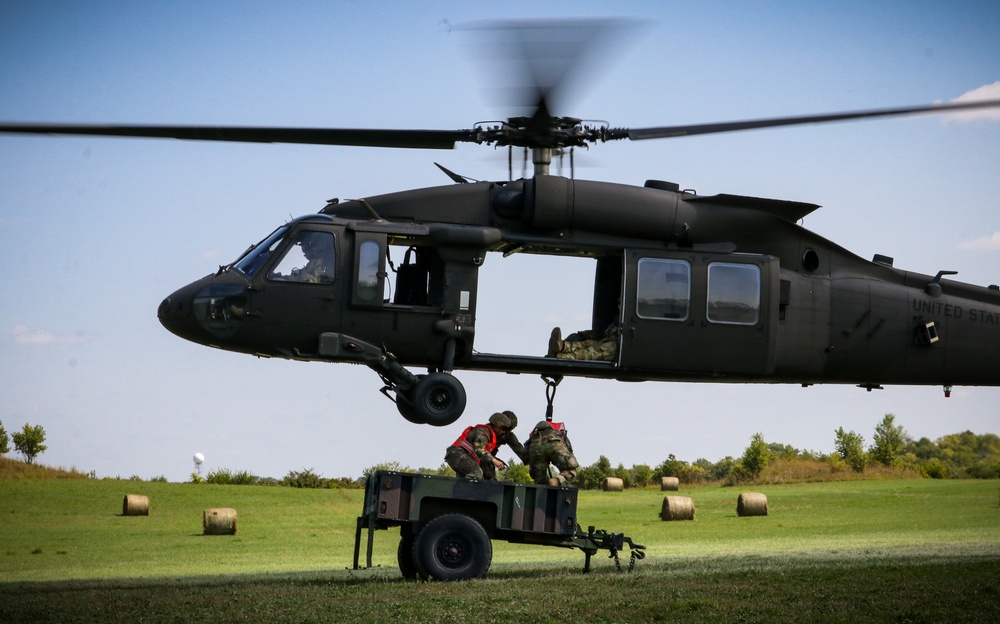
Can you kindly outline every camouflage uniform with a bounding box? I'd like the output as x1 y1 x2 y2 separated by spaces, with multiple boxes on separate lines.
444 413 510 480
526 421 580 486
479 411 527 480
497 410 527 463
548 325 619 361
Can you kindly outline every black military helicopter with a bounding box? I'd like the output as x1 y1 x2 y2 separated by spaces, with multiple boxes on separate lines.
3 21 999 427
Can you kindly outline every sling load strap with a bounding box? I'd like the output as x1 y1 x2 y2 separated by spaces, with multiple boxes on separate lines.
542 375 563 422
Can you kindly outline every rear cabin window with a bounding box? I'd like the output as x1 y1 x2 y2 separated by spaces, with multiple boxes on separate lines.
636 258 690 321
356 240 381 302
707 262 760 325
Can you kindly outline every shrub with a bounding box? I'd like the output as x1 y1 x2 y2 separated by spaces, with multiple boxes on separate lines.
206 468 259 485
676 464 707 485
500 462 532 484
281 468 328 488
575 466 605 490
361 461 411 480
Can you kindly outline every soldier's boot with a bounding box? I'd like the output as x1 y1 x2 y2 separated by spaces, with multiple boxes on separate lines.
547 327 563 357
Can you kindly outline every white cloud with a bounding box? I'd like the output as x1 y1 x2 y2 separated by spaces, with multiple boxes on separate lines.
9 324 90 346
959 231 1000 251
941 81 1000 123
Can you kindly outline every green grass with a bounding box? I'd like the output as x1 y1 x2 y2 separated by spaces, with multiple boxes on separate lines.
2 478 999 622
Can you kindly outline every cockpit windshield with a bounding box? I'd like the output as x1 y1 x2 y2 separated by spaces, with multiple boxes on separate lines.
233 226 289 278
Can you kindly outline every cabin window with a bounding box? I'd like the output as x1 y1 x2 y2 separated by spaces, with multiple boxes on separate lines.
707 262 760 325
636 258 690 321
268 231 336 284
356 239 381 302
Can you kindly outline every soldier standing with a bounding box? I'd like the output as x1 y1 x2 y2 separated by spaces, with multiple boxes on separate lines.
526 420 580 486
445 412 511 480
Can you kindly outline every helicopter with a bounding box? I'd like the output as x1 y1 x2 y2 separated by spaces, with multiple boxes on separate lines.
3 21 999 428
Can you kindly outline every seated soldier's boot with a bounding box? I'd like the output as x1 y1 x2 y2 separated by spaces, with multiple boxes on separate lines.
547 327 563 357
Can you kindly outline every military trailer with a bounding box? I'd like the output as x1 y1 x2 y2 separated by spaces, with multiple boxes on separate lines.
353 470 645 581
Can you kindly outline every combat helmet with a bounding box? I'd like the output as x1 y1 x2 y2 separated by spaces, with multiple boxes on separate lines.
488 412 511 429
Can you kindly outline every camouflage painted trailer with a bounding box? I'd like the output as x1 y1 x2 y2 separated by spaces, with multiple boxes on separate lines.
353 470 645 581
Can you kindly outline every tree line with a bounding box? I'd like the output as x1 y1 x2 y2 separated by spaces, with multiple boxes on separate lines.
4 415 998 486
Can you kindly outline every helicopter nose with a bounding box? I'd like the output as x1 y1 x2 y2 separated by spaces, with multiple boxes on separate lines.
158 280 207 344
159 274 250 344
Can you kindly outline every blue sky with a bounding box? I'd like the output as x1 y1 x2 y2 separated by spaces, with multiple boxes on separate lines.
1 1 998 481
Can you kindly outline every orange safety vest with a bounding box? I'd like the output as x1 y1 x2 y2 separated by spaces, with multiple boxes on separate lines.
451 425 497 464
530 422 568 439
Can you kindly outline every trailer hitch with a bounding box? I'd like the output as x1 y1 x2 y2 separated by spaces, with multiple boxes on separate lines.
575 525 646 573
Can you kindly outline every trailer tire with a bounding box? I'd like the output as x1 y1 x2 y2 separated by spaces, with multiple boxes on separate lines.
410 372 466 427
397 534 418 580
413 513 492 581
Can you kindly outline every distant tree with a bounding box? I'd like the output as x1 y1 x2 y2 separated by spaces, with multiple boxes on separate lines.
630 464 653 487
708 456 737 480
834 427 867 472
871 413 907 466
12 423 47 464
653 454 688 479
741 433 771 479
0 421 9 455
594 455 612 477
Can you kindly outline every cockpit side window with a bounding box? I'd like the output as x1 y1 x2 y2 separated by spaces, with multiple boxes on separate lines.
268 231 336 284
233 226 289 278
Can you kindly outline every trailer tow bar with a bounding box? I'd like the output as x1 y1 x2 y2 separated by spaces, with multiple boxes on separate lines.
575 525 646 573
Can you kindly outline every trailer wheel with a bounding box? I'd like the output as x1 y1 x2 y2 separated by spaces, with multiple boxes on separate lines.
413 513 492 581
397 534 418 580
410 372 466 427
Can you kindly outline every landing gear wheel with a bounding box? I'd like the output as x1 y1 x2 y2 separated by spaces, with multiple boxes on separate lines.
397 534 418 580
413 513 492 581
410 372 466 427
396 375 427 425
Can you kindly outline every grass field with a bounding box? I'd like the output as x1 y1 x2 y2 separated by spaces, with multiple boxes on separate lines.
2 478 999 622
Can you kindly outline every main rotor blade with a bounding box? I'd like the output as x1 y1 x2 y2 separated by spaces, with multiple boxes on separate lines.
0 123 478 149
622 99 1000 141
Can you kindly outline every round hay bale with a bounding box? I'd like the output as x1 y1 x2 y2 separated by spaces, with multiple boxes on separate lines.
122 494 149 516
660 476 679 491
660 495 696 521
602 477 624 492
203 508 238 535
737 492 768 517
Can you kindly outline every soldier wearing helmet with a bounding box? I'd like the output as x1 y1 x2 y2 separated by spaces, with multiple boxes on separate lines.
526 420 580 486
477 410 527 480
498 410 527 463
444 412 511 480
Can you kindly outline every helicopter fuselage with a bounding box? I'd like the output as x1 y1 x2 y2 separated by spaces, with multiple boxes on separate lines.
158 176 1000 425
